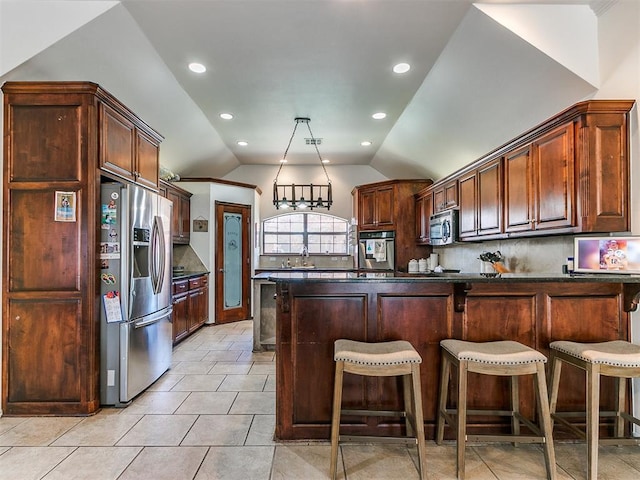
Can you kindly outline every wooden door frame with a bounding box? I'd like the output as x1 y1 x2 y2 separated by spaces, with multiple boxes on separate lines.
214 201 251 323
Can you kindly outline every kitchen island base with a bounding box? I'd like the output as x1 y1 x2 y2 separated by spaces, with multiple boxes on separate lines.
273 274 640 441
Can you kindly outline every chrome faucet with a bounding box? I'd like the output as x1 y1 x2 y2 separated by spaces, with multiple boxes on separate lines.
300 246 309 265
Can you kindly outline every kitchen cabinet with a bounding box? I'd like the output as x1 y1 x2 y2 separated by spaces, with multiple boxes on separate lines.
160 180 192 244
172 274 208 344
357 184 395 230
457 158 502 238
353 179 431 270
1 81 162 415
100 103 161 189
426 99 633 242
414 188 432 244
432 179 458 213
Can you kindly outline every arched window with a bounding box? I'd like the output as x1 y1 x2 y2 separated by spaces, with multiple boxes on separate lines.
262 212 349 254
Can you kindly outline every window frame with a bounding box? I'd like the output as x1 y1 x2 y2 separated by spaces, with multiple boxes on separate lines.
262 212 349 255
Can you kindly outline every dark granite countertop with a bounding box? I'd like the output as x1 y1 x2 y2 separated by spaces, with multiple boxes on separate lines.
265 271 640 283
172 270 209 280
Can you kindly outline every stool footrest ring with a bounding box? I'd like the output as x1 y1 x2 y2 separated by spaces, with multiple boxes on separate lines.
340 434 418 445
341 409 406 418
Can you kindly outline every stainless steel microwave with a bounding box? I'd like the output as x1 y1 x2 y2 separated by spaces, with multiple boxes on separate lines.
429 210 458 246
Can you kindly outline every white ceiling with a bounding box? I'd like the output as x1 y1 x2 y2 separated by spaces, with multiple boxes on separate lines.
1 0 608 181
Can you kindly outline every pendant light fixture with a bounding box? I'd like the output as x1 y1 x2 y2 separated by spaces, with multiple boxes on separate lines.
273 117 332 210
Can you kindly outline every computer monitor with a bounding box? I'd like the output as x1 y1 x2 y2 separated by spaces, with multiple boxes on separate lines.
573 236 640 274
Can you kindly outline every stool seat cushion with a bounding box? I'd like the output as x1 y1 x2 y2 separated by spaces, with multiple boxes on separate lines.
550 340 640 367
440 339 546 365
334 339 422 365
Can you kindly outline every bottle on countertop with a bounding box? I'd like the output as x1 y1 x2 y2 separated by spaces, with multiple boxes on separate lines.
286 258 291 268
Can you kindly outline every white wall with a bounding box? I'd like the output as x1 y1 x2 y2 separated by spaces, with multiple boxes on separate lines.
223 164 389 222
178 181 258 324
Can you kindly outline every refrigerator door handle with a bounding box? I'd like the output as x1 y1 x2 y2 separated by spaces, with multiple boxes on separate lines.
151 215 166 294
133 306 173 329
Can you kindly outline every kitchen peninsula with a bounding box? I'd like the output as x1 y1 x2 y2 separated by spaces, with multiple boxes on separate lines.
272 272 640 441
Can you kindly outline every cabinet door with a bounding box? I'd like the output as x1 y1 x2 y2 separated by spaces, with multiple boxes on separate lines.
444 180 458 210
135 129 159 189
100 104 135 181
358 189 377 229
504 146 534 233
458 172 477 238
477 158 502 236
433 187 445 213
180 194 191 244
172 293 189 343
188 287 207 331
415 193 432 244
166 189 182 242
374 186 395 227
533 123 574 230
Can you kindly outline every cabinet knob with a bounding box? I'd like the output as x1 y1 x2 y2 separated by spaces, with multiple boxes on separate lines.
15 315 20 321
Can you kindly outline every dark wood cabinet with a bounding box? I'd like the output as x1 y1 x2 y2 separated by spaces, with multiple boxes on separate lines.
274 278 635 441
354 180 431 270
172 274 208 344
1 81 162 415
414 189 432 244
504 145 534 233
99 103 161 189
357 184 395 230
423 100 633 242
432 180 458 213
160 180 192 244
532 123 575 231
456 160 502 238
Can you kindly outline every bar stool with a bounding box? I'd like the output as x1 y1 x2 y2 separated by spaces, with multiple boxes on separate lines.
548 340 640 480
436 339 556 480
329 339 427 480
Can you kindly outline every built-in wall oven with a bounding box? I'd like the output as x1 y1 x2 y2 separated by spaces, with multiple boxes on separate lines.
357 231 395 271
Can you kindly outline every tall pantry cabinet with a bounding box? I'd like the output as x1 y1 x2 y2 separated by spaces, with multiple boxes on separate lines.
1 82 163 415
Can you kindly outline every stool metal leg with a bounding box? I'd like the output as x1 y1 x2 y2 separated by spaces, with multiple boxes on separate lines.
330 360 345 480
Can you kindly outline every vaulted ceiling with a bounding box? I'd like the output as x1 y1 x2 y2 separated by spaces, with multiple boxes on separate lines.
1 0 605 181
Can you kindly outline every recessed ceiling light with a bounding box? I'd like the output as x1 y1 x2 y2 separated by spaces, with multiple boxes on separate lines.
237 141 248 146
188 62 206 73
220 113 233 120
361 141 372 147
322 158 330 164
372 112 386 120
280 158 287 163
393 63 411 74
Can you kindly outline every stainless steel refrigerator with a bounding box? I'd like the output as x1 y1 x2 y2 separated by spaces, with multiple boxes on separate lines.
100 182 173 406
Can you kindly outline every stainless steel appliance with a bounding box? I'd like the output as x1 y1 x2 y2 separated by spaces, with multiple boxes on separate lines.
100 182 173 406
429 209 458 246
358 231 395 271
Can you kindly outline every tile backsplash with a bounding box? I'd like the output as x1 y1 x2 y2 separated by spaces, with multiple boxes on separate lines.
433 236 574 274
258 255 354 270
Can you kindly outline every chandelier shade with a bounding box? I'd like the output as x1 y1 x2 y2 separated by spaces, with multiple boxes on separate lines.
273 117 332 210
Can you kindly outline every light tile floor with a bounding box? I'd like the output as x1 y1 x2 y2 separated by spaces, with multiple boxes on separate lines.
1 320 640 479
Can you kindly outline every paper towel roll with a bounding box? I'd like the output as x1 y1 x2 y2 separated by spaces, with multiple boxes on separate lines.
429 253 439 270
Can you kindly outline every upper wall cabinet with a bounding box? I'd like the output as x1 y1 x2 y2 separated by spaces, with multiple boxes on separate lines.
422 100 634 243
354 179 431 269
160 180 192 244
100 103 162 189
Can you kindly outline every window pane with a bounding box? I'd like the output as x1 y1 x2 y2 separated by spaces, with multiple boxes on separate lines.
262 213 349 255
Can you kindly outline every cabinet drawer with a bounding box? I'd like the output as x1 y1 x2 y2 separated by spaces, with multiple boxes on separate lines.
173 280 189 295
189 276 206 289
